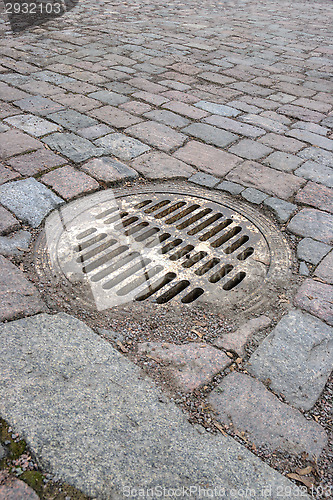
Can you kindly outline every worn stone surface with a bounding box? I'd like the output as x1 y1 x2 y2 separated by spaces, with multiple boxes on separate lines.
263 151 304 172
41 166 99 200
298 147 333 168
95 133 150 160
0 163 20 184
226 161 305 200
7 149 67 176
294 279 333 326
43 132 103 163
126 121 186 152
287 208 333 244
213 316 272 357
132 151 195 179
241 188 268 204
0 313 299 498
138 342 231 392
0 472 39 500
229 139 272 160
295 160 333 188
216 180 244 195
89 105 142 128
263 197 297 222
4 113 61 137
297 238 331 265
0 230 32 256
0 206 19 235
47 109 98 132
0 130 43 159
295 182 333 213
189 172 220 188
0 178 64 227
181 123 237 148
315 251 333 284
0 255 45 321
14 95 65 116
194 101 241 117
82 156 138 182
247 310 333 409
209 372 327 459
173 140 241 177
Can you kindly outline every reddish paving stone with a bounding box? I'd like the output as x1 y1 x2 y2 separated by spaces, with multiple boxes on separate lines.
213 316 272 357
41 165 99 200
204 115 266 138
258 133 305 153
0 130 43 159
132 91 169 106
0 82 29 102
138 342 231 392
226 161 305 200
163 101 209 119
82 156 138 183
173 140 241 177
125 121 186 152
0 102 19 118
52 93 102 112
315 251 333 285
288 209 333 244
209 372 327 459
0 205 20 235
161 90 198 103
0 255 45 321
120 101 152 115
127 77 168 94
0 472 39 500
287 129 333 152
7 149 67 176
0 163 20 184
294 279 333 325
89 105 142 129
131 151 195 179
277 104 325 123
295 182 333 213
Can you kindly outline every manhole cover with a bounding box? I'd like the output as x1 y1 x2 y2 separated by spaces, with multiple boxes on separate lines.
35 183 292 314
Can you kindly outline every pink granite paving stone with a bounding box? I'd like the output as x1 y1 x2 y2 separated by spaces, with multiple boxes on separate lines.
132 151 195 179
294 279 333 325
138 342 231 392
41 165 99 200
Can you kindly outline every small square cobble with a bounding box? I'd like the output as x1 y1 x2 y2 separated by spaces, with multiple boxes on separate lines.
241 188 268 205
0 206 20 235
4 114 61 137
188 172 220 188
181 123 237 148
263 197 297 223
82 157 138 183
125 121 186 152
89 105 142 129
295 182 333 213
229 139 272 160
297 238 331 266
41 166 99 200
95 133 150 160
7 149 67 176
216 181 244 195
295 161 333 189
131 151 195 179
263 151 304 172
0 130 44 159
288 208 333 244
77 124 114 140
14 95 65 117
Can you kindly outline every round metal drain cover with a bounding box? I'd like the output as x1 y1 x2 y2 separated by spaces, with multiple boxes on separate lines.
35 183 292 314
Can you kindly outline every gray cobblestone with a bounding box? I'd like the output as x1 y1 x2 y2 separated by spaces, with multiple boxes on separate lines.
297 238 331 265
263 197 298 222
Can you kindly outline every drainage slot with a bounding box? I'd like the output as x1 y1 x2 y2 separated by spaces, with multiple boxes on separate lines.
135 200 152 209
237 247 254 260
135 227 160 242
156 280 190 303
169 244 194 261
125 221 149 236
195 258 220 276
199 219 232 241
103 257 151 290
181 287 204 303
211 226 242 248
161 238 182 254
209 265 233 283
104 211 128 224
90 249 136 282
225 235 249 254
165 204 200 224
182 251 207 268
188 213 223 235
74 233 107 251
145 233 171 248
136 272 176 301
83 245 129 273
144 200 170 213
114 216 139 229
76 228 97 240
116 265 164 296
154 202 186 219
223 272 246 290
177 208 212 230
76 238 117 263
95 207 118 219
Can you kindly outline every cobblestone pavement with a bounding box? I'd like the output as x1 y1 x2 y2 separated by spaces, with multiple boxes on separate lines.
0 0 332 498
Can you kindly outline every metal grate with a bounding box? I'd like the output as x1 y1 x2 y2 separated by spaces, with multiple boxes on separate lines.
36 184 291 313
